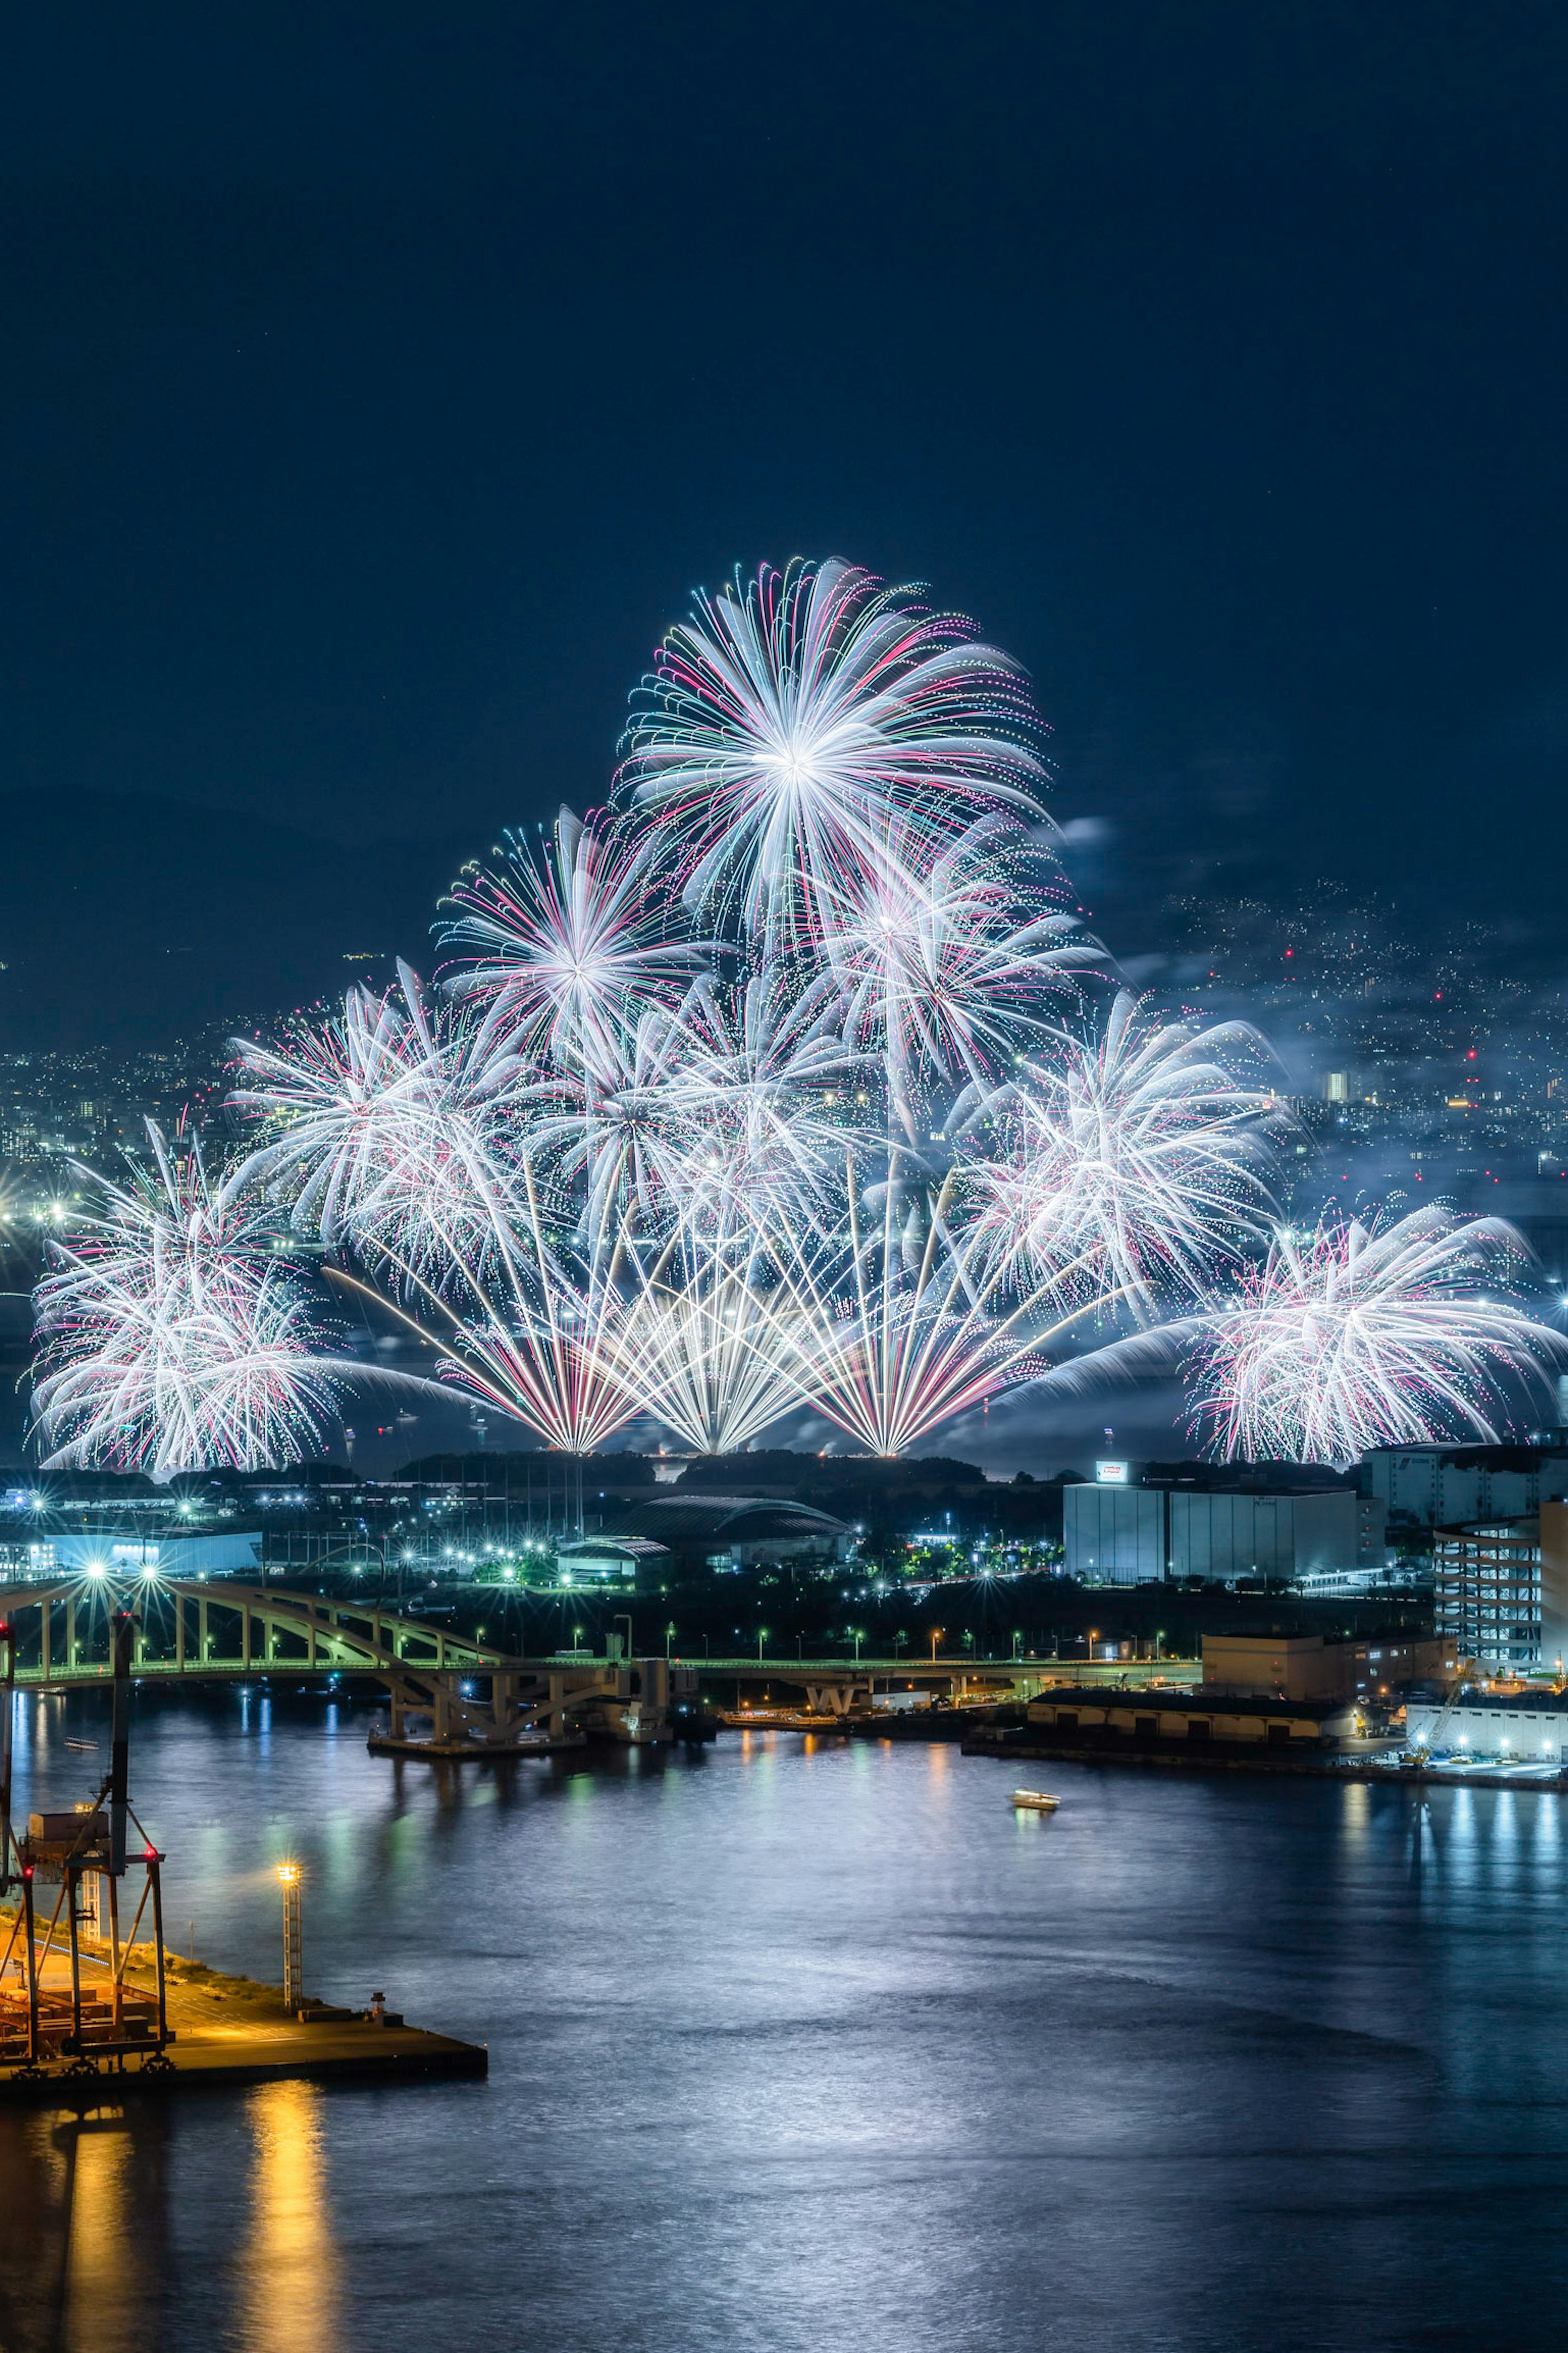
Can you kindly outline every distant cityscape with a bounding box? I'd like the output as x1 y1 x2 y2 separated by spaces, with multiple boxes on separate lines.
6 880 1568 1223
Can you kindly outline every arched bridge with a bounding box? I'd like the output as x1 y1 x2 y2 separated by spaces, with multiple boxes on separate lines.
0 1580 685 1755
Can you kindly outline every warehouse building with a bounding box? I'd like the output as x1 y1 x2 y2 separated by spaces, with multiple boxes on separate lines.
1024 1685 1361 1749
1361 1444 1568 1529
1201 1630 1452 1700
1064 1472 1385 1586
1405 1685 1568 1762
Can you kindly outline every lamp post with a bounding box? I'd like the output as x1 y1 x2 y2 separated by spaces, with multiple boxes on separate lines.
930 1627 942 1664
665 1621 676 1662
757 1626 768 1664
276 1863 302 2013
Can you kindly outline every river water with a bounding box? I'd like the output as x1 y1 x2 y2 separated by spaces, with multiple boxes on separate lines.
2 1685 1567 2353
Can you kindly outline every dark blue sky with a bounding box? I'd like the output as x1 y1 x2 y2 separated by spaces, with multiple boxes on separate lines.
4 3 1567 972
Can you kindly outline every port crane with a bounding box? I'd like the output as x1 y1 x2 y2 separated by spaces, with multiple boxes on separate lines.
1407 1659 1478 1764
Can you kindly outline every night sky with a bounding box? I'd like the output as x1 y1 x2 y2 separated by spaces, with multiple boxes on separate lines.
4 4 1568 1029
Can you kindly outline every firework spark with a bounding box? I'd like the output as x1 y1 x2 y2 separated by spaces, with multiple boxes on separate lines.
31 1123 349 1475
1189 1207 1563 1466
441 806 699 1072
619 559 1049 941
964 992 1279 1319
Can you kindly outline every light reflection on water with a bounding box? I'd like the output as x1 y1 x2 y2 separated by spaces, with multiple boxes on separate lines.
3 1688 1568 2350
240 2083 339 2353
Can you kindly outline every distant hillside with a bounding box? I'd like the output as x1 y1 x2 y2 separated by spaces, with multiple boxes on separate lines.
0 791 475 1047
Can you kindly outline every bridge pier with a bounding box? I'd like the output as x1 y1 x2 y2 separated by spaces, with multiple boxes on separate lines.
175 1597 185 1673
198 1597 209 1662
66 1597 76 1672
40 1600 49 1684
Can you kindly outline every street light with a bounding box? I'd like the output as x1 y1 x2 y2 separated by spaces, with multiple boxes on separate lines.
852 1628 864 1663
930 1627 942 1663
757 1625 768 1664
276 1863 302 2012
665 1620 676 1662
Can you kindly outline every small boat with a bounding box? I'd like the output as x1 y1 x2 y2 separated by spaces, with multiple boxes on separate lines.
1009 1788 1060 1812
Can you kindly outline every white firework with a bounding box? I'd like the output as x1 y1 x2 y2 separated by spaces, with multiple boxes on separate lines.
229 962 521 1285
618 558 1048 939
1189 1207 1564 1466
817 814 1100 1110
964 992 1278 1319
31 1123 347 1475
441 805 699 1074
613 1233 808 1455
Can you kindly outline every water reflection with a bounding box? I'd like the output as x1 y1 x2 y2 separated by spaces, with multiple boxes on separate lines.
0 2102 169 2353
8 1697 1568 2349
238 2083 340 2353
61 2113 144 2353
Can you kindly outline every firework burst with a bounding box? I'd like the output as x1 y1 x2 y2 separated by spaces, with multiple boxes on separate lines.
1189 1207 1563 1466
229 962 521 1286
441 806 699 1072
619 558 1048 943
149 551 1558 1476
964 992 1279 1319
31 1122 348 1475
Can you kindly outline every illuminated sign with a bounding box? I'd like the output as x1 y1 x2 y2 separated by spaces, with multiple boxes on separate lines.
1095 1460 1129 1485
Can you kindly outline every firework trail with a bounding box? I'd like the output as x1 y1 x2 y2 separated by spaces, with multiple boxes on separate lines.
767 1152 1126 1457
229 961 521 1287
441 806 699 1071
618 559 1049 943
31 1122 349 1475
192 553 1554 1470
1189 1207 1564 1466
612 1227 810 1456
963 992 1279 1321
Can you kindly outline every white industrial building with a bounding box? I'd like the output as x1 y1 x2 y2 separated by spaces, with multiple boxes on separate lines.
1063 1475 1385 1586
1362 1445 1568 1529
1405 1686 1568 1762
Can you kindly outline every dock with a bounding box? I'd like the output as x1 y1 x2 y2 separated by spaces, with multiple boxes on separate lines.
962 1731 1568 1790
0 1920 487 2102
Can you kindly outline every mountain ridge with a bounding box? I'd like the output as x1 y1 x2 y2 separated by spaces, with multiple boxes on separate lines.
0 789 482 1047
